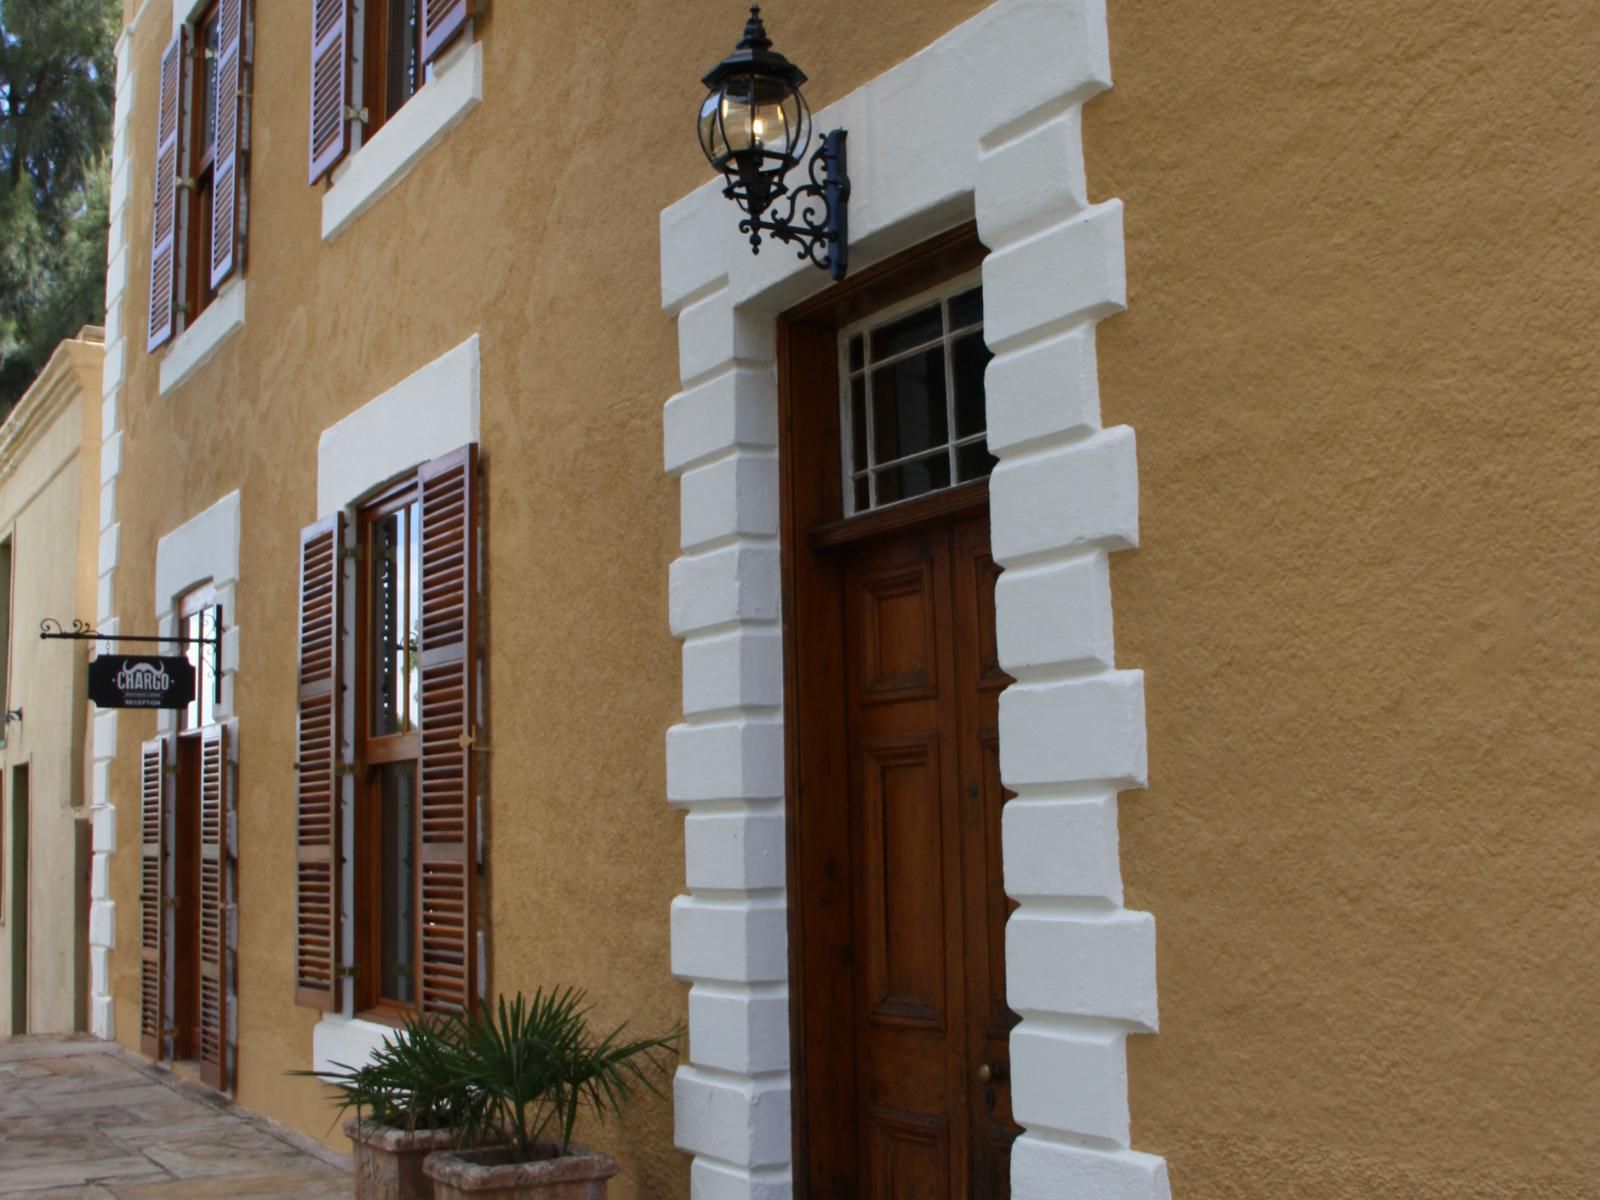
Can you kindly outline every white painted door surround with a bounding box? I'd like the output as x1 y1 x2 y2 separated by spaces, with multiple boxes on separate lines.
660 1 1169 1197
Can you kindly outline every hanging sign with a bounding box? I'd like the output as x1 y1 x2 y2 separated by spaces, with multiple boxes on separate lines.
87 655 196 710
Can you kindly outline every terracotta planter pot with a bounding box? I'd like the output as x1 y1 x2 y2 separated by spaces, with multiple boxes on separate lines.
423 1144 619 1200
345 1117 460 1200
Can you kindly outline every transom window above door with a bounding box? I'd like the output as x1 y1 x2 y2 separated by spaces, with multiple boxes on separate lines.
840 275 997 515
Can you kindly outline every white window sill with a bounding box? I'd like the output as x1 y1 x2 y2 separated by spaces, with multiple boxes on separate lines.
312 1014 400 1074
158 277 246 396
322 39 483 245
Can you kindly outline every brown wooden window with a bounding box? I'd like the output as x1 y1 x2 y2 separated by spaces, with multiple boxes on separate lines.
148 0 250 352
355 482 423 1014
295 445 481 1019
308 0 473 184
184 1 221 324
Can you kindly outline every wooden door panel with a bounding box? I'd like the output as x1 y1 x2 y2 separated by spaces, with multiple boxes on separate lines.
861 736 948 1028
869 1109 950 1200
859 563 939 702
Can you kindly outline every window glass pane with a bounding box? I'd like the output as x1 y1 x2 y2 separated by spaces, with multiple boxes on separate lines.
848 334 864 373
869 303 943 361
180 604 217 730
876 452 950 505
951 332 992 439
378 762 417 1005
202 17 219 156
849 376 867 472
872 348 948 463
957 440 999 484
852 475 870 513
370 512 404 736
389 0 421 113
948 287 983 331
406 500 422 731
182 611 201 730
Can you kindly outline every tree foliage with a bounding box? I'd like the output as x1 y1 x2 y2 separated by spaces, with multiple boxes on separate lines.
0 0 120 412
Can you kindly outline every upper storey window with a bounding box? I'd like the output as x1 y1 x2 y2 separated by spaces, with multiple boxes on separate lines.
840 275 997 514
148 0 252 352
309 0 475 184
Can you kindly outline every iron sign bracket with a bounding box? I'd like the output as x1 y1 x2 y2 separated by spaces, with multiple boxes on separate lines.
41 610 225 705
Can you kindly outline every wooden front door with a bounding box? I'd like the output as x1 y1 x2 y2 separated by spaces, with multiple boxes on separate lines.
783 226 1016 1198
841 514 1017 1196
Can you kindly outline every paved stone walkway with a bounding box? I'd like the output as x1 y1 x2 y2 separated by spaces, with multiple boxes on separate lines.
0 1035 350 1198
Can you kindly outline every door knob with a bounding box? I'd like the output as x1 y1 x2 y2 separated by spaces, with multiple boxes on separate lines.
977 1063 993 1085
977 1061 1008 1085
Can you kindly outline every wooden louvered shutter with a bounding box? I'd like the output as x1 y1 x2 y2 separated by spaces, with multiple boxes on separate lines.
210 0 248 290
420 0 473 67
295 514 343 1009
198 725 231 1090
139 738 168 1057
308 0 351 184
147 31 184 352
417 444 480 1013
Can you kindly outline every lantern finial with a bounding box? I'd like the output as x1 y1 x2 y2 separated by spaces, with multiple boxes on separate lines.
738 7 772 53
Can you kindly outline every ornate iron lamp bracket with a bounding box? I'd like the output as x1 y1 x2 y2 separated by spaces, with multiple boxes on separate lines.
734 129 850 281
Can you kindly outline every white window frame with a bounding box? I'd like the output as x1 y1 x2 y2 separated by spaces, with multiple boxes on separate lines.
838 269 988 516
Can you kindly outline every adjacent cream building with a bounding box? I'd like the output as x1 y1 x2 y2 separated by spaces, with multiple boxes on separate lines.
0 329 104 1036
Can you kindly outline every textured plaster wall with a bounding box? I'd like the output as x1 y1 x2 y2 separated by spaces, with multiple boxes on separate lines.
1089 1 1600 1196
105 2 989 1195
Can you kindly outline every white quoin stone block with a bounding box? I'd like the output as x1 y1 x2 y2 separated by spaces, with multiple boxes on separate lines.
92 761 112 809
97 523 120 577
100 338 126 396
101 392 119 442
689 983 790 1076
989 427 1139 564
674 1068 792 1168
99 480 117 533
671 895 788 985
985 324 1101 457
1003 795 1122 904
999 671 1146 789
676 287 777 387
680 453 780 551
690 1158 793 1200
1012 1138 1171 1200
104 249 129 313
664 368 779 476
100 432 123 485
667 720 784 805
1010 1022 1129 1144
983 202 1126 350
221 626 242 674
103 291 122 348
91 946 110 995
89 900 117 949
682 628 783 717
92 712 120 762
995 552 1115 675
1007 909 1158 1031
96 574 114 629
669 544 780 637
977 108 1089 248
91 852 111 901
91 803 116 852
685 808 787 892
91 994 115 1040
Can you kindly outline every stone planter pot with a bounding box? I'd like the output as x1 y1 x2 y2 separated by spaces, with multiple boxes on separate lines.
346 1117 460 1200
423 1144 619 1200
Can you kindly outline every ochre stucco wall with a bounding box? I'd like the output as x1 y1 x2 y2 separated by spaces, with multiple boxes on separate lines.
106 3 989 1195
1089 1 1600 1195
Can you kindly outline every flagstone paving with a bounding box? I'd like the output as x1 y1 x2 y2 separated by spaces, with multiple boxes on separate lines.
0 1036 350 1198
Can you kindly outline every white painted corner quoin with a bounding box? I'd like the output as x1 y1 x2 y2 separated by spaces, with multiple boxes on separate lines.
658 0 1167 1197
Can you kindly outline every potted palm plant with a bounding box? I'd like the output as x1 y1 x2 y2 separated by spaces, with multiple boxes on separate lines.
299 1015 483 1200
422 988 679 1200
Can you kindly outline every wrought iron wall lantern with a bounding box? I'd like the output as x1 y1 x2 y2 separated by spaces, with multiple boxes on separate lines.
698 6 850 280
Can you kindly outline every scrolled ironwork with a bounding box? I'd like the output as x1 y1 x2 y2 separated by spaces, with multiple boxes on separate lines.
731 130 850 280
